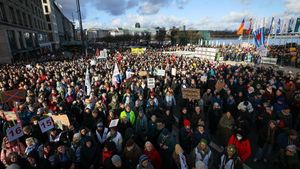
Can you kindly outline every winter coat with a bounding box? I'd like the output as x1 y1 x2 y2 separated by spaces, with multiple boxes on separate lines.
120 110 136 125
80 138 100 169
144 148 161 169
123 143 142 169
228 135 251 162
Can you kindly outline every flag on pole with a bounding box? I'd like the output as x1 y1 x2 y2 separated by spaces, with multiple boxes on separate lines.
95 48 100 57
294 18 300 32
276 18 281 34
253 27 265 48
112 63 120 88
85 67 91 96
288 17 295 33
237 19 245 35
281 18 288 34
269 17 274 34
246 18 253 35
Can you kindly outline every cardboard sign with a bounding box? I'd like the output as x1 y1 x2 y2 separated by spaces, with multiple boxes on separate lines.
147 78 155 89
182 88 200 100
109 119 119 128
0 89 26 103
138 71 148 77
156 69 165 76
171 68 176 76
38 117 54 133
0 110 17 121
51 114 70 129
90 59 96 66
6 123 23 141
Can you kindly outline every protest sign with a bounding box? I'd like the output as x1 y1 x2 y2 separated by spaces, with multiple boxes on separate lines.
182 88 200 100
109 119 119 128
147 78 155 89
0 110 17 121
38 117 54 133
156 69 165 76
200 75 207 82
138 71 148 77
0 89 26 103
171 68 176 76
51 114 70 130
6 123 23 141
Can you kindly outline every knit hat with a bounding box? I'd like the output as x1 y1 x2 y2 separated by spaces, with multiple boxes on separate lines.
97 122 104 128
183 119 190 127
200 139 208 145
139 154 149 163
111 155 121 164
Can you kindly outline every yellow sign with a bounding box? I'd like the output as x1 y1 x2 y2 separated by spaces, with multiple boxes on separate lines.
131 48 145 55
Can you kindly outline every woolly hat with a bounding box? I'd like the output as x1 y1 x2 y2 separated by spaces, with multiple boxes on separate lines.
139 154 149 163
183 119 191 127
111 155 121 164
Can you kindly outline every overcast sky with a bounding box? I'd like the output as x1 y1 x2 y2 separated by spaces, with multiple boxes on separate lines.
55 0 300 30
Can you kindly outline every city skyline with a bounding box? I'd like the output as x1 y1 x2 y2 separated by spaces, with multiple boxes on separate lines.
56 0 300 30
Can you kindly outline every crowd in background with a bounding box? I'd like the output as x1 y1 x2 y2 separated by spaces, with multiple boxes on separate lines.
0 48 300 169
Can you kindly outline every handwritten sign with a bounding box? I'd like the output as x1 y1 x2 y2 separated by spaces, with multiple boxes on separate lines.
0 110 17 121
138 71 148 77
171 68 176 76
38 117 54 133
6 123 23 141
109 119 119 128
147 78 155 89
156 69 165 76
51 114 70 130
182 88 200 100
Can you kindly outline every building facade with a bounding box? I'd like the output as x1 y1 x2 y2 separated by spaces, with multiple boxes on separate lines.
0 0 50 63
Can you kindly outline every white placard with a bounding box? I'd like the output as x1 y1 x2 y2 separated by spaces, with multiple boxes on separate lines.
6 123 23 142
147 78 155 89
109 119 119 128
171 68 176 76
38 117 54 133
200 75 207 82
156 69 165 76
126 71 134 79
26 64 32 69
90 59 96 66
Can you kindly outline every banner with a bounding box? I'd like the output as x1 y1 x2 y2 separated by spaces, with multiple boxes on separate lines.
131 48 146 55
195 47 218 60
0 110 17 121
0 89 26 103
85 68 91 96
294 18 300 32
182 88 200 100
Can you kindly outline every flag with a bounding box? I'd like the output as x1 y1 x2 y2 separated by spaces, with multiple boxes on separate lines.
246 18 253 35
237 19 245 35
253 27 265 48
269 17 274 34
288 18 295 33
95 48 100 57
276 18 281 34
112 63 120 88
281 19 288 34
85 67 91 96
294 18 300 32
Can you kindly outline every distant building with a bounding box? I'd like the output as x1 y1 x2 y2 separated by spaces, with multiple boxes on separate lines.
0 0 50 63
135 22 140 28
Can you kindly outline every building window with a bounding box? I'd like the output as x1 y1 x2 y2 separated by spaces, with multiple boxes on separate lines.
7 30 17 51
34 18 37 28
22 12 27 26
18 31 24 49
0 2 7 21
45 14 50 22
28 14 32 27
44 6 49 13
9 7 16 24
24 32 33 48
43 0 47 3
16 10 23 26
48 23 52 30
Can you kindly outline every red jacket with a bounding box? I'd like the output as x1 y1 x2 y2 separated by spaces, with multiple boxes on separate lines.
228 134 251 162
144 148 161 169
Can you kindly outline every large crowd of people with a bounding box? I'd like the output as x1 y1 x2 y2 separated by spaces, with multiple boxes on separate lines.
0 47 300 169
